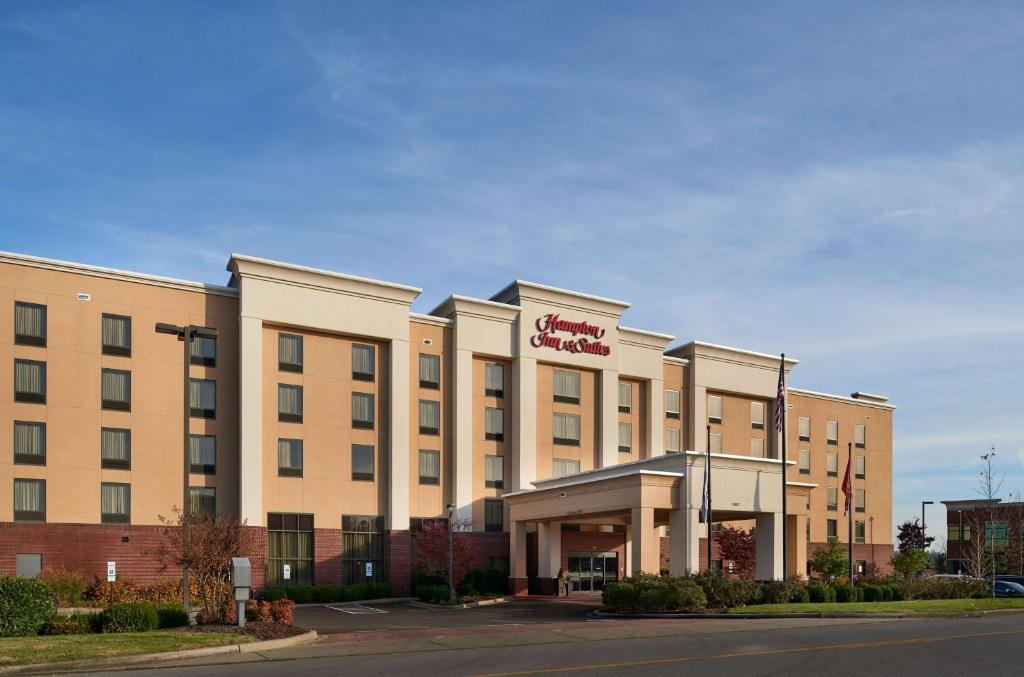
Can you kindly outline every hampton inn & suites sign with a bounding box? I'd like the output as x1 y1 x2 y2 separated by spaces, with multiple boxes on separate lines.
530 313 612 356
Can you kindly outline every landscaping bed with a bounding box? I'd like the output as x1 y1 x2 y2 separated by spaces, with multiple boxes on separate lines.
729 598 1024 614
0 630 249 667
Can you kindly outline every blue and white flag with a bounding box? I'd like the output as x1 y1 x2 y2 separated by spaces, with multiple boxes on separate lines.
698 454 710 523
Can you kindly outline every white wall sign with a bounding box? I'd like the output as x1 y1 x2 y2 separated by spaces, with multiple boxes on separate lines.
365 562 373 578
283 564 291 580
107 561 116 582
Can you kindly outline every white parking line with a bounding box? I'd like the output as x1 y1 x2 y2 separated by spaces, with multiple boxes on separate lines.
326 604 389 614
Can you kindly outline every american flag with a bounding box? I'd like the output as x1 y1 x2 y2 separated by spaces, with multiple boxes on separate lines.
774 355 786 432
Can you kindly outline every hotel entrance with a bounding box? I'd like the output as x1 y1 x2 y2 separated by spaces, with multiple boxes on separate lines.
568 552 619 592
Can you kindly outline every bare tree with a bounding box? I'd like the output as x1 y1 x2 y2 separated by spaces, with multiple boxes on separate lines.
960 514 987 579
976 449 1004 594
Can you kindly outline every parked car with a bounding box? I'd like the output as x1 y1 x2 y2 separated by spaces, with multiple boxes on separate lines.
995 575 1024 587
990 580 1024 598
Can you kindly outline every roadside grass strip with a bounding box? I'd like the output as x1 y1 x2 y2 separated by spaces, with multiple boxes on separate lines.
728 598 1024 614
0 631 251 667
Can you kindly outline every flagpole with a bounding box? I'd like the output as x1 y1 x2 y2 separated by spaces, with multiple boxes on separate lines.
706 424 713 572
848 441 854 582
780 354 788 581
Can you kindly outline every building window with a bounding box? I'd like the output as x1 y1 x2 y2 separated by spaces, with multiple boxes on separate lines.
190 335 217 367
553 412 580 446
267 513 314 587
485 407 504 441
618 422 632 453
419 354 440 389
664 427 681 453
342 515 385 584
485 455 504 489
855 489 866 513
418 450 440 485
189 487 216 517
827 487 838 511
278 334 303 372
826 420 838 445
13 422 45 465
101 482 131 524
277 439 303 477
855 424 866 448
101 314 131 357
855 455 865 479
485 499 504 532
352 344 375 381
553 369 581 404
14 302 46 347
419 400 440 435
984 522 1009 545
751 402 765 429
485 363 504 398
409 517 447 533
827 518 838 540
352 392 375 429
826 452 838 476
189 435 216 474
798 417 811 441
618 382 632 413
750 437 764 458
278 384 302 423
352 444 375 481
553 458 580 478
14 359 46 404
798 449 810 475
855 520 866 544
189 378 216 419
100 428 131 470
709 432 722 454
13 479 45 522
947 524 961 542
665 389 681 419
101 368 131 411
707 395 722 423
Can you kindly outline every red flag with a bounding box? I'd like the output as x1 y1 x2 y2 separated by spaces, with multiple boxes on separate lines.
841 454 853 516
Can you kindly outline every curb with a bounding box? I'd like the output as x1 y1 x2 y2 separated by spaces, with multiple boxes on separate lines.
591 607 1024 620
408 596 514 610
0 629 318 676
292 597 417 608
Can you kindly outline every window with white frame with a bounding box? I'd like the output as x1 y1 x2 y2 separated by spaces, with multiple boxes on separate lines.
189 435 216 474
553 412 580 445
855 489 865 513
190 335 217 367
100 428 131 470
278 334 303 372
485 407 504 441
665 389 680 419
827 452 838 476
485 363 504 397
419 354 440 389
101 314 131 357
278 439 303 477
750 437 765 458
13 422 45 465
855 520 865 544
352 344 375 381
352 444 374 481
485 455 504 489
553 457 580 478
826 420 838 445
709 432 722 454
189 378 216 419
751 402 765 429
618 382 632 413
14 478 45 522
799 416 811 441
418 450 439 485
553 369 581 404
419 400 440 435
799 449 810 474
618 422 632 453
855 455 865 479
827 519 838 540
707 395 722 423
352 392 375 429
14 360 45 404
189 487 216 517
101 482 131 524
101 369 131 411
827 487 838 511
278 384 302 423
14 302 46 346
664 428 681 453
855 424 866 448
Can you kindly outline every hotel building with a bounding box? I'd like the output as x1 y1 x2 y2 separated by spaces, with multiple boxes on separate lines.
0 251 895 593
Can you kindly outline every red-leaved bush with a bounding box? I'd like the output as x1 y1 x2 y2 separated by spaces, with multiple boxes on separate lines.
269 599 294 626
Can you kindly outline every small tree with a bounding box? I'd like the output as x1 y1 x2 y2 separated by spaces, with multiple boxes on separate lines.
413 519 480 588
810 540 848 583
890 548 929 579
714 526 756 576
896 520 934 554
960 514 988 579
153 509 251 623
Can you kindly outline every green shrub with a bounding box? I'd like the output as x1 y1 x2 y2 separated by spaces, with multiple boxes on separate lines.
40 613 96 635
602 582 638 613
807 583 828 603
788 582 810 604
312 585 344 603
38 566 86 607
461 568 508 596
692 571 756 609
0 576 57 637
602 577 706 614
901 577 986 600
263 588 287 602
99 602 159 633
156 606 190 629
758 580 790 605
835 585 860 603
416 584 451 603
882 585 896 601
285 585 314 604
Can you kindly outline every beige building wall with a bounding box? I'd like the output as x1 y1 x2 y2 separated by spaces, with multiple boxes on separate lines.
0 257 239 525
535 363 598 481
408 319 452 522
662 360 686 452
705 391 773 458
470 355 510 530
616 377 646 463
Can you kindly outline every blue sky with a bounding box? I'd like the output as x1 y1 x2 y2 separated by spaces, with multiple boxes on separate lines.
2 1 1022 546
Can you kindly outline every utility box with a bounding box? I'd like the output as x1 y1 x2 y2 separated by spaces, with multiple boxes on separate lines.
231 557 251 627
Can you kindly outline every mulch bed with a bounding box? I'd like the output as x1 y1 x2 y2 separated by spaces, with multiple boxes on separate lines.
174 622 306 640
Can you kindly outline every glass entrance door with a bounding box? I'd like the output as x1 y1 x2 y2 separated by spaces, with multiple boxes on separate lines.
568 552 619 591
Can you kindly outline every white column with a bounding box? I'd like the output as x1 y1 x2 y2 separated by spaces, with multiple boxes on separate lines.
670 507 701 575
647 378 664 457
630 507 659 575
689 384 707 451
238 315 263 526
513 356 537 491
755 512 784 580
537 521 562 578
600 369 619 468
510 520 528 579
453 348 474 523
388 339 410 531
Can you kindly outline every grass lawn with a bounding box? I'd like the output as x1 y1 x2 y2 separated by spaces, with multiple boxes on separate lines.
0 631 253 667
729 598 1024 614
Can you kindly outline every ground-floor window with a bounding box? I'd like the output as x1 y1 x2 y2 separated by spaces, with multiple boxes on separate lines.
485 499 504 532
267 513 314 587
342 514 385 584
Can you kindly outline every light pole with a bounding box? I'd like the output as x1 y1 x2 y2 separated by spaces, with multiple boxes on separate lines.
156 322 218 614
921 501 933 533
446 503 455 604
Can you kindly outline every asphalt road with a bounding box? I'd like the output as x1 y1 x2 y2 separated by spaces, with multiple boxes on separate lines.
85 603 1024 677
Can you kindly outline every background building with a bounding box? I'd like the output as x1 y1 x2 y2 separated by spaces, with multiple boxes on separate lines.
943 499 1024 576
1 250 895 592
